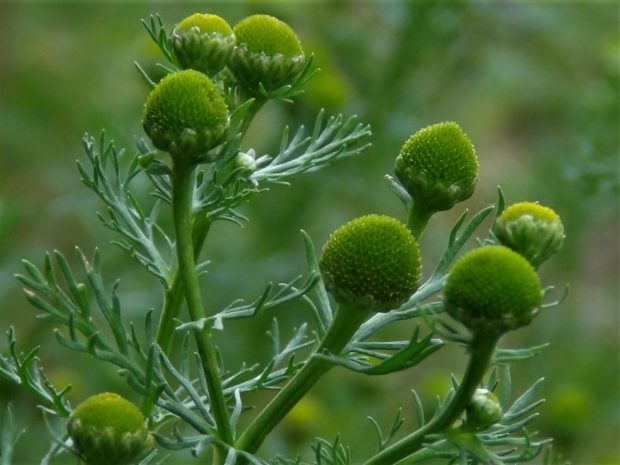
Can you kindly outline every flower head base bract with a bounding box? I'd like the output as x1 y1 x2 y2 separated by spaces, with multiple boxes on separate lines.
229 14 305 94
319 214 422 312
494 201 565 268
172 13 236 76
142 69 229 162
395 121 478 212
67 392 153 465
465 388 504 430
444 245 542 335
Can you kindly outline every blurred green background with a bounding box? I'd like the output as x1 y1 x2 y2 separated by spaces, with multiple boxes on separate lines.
0 1 618 464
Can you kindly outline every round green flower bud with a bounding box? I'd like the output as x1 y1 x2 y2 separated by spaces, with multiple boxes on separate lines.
319 214 422 312
395 122 478 211
143 70 229 162
465 388 503 430
172 13 235 76
229 14 305 94
494 202 565 268
68 392 153 465
444 245 542 334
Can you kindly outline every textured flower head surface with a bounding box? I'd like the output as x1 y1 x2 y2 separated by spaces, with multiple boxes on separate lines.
444 245 541 334
68 392 153 465
173 13 235 76
142 69 229 160
234 14 303 57
320 214 422 312
230 14 305 93
395 121 478 211
176 13 233 36
494 201 564 268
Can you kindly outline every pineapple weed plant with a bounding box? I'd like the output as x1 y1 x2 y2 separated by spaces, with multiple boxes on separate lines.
0 11 568 465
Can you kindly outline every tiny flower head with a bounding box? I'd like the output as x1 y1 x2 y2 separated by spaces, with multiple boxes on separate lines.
465 388 504 430
172 13 235 76
143 69 229 161
320 214 422 312
229 14 305 93
68 392 153 465
494 201 564 267
444 245 541 335
395 122 478 211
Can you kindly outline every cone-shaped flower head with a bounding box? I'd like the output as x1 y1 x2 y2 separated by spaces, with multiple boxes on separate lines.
68 392 153 465
143 70 229 162
395 122 478 211
230 14 305 94
320 215 422 312
465 388 504 430
444 245 541 334
494 202 564 268
172 13 235 76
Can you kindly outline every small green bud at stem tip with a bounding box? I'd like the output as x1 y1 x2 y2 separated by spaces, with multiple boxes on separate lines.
494 201 565 268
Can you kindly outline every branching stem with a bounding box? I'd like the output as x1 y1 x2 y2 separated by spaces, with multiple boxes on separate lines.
156 213 211 354
172 160 234 453
236 304 370 456
155 97 265 358
363 332 499 465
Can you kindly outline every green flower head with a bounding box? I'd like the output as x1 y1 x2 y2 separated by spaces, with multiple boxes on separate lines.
229 14 305 94
143 69 229 161
444 245 541 335
173 13 235 76
494 201 565 268
177 13 233 36
319 214 422 312
68 392 153 465
234 14 302 57
395 122 478 211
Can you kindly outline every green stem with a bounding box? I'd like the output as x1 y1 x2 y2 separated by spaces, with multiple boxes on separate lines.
237 97 265 138
407 200 433 239
172 160 234 449
363 332 498 465
155 99 267 356
236 304 370 455
156 213 211 355
139 212 211 417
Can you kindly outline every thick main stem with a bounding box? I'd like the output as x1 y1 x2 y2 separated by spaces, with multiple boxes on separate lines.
363 332 498 465
155 97 266 357
172 161 234 449
236 305 369 455
156 213 211 354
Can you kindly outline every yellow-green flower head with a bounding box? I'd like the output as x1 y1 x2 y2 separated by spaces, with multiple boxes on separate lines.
68 392 153 465
229 14 305 94
395 122 478 211
143 70 229 161
494 202 565 268
178 13 232 36
465 388 503 430
444 245 541 334
172 13 235 76
319 214 422 312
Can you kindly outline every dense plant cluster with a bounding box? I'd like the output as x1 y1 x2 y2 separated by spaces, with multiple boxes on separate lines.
0 10 568 465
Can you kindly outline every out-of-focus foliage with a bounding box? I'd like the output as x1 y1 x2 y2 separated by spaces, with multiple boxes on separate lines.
0 2 617 464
